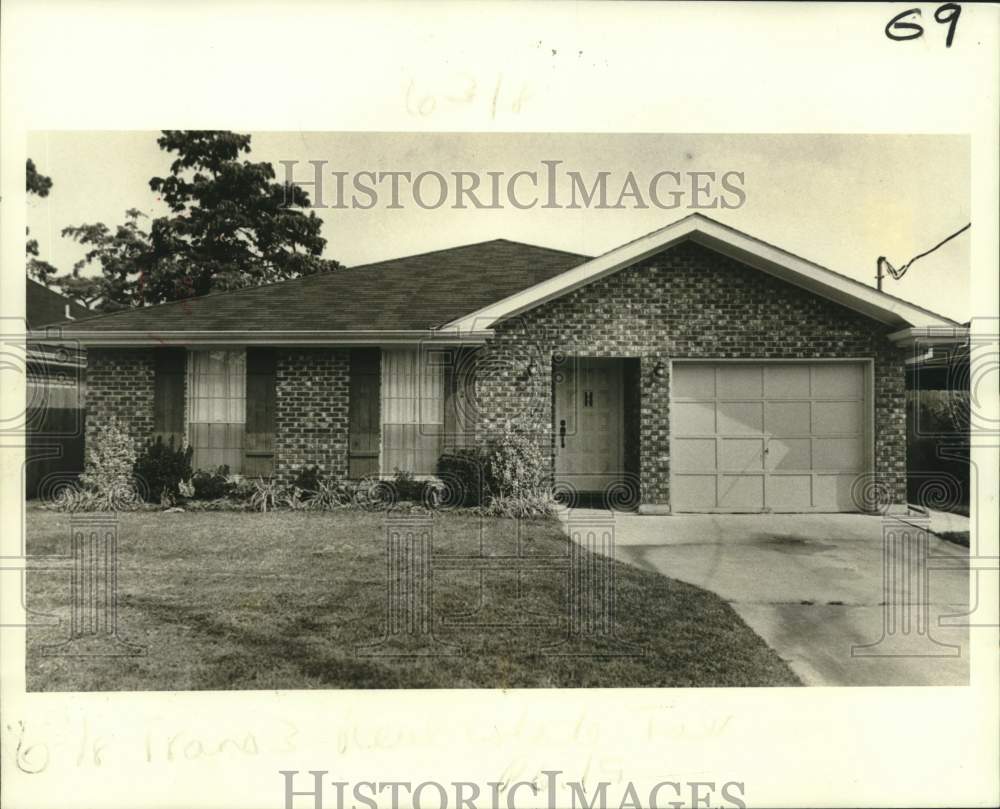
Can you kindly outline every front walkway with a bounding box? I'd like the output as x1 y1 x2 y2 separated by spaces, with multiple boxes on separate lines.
559 509 971 686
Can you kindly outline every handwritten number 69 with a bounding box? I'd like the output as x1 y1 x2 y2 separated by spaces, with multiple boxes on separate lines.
886 4 961 48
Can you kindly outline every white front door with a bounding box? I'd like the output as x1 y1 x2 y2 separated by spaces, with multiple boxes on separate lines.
670 362 870 512
554 357 624 492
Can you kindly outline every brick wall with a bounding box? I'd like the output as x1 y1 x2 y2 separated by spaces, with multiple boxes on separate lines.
84 348 156 458
274 348 351 484
475 240 908 508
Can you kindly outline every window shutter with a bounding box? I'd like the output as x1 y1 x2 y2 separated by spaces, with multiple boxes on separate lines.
153 348 186 449
349 348 381 478
444 347 478 451
245 348 276 477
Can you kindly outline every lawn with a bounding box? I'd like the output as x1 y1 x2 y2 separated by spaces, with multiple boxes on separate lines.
25 508 800 690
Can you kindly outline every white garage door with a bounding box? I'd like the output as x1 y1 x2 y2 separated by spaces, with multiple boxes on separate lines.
671 362 870 512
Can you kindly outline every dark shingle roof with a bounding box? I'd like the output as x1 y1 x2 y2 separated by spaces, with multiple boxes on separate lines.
62 239 589 333
27 279 91 328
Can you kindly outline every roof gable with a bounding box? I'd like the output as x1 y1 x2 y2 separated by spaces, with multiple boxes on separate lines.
443 214 960 333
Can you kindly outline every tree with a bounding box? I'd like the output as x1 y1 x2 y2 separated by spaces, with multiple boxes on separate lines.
26 158 52 197
56 130 340 309
144 130 339 301
59 209 152 310
26 159 58 285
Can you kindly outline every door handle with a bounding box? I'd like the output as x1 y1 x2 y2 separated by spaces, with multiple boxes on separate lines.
559 419 566 449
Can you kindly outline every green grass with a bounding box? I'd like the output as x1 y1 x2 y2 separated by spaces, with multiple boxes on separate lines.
25 508 799 690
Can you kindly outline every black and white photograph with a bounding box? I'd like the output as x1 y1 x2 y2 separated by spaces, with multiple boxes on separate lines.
21 131 975 691
2 3 998 809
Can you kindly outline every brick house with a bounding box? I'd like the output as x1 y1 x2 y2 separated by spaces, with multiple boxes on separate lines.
51 214 967 513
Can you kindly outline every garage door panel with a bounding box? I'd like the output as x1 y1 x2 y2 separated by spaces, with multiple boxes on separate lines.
763 365 810 398
812 400 863 435
813 474 859 510
813 364 863 397
813 437 863 471
768 437 811 470
673 365 715 398
717 366 763 398
718 474 764 510
673 401 716 434
718 401 763 434
765 475 812 510
673 438 716 472
720 437 764 470
766 401 811 434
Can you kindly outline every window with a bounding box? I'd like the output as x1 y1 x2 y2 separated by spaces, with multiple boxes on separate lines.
381 348 444 476
186 349 246 473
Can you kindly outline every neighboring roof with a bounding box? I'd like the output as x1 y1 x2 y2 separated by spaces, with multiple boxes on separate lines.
57 239 589 340
26 278 91 329
445 213 962 333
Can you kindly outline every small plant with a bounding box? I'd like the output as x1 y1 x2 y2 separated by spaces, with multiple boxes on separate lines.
389 469 450 507
351 477 398 511
50 486 101 513
283 486 311 510
391 469 421 501
134 436 194 503
191 465 233 500
248 477 282 512
437 447 493 507
78 416 142 510
485 492 559 520
308 479 352 510
291 465 323 498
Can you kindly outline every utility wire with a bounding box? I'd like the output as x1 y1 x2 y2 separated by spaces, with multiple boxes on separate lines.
878 222 971 282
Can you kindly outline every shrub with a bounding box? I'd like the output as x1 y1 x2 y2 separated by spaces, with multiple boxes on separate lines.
134 436 193 503
191 465 233 500
390 470 421 502
487 425 546 499
437 426 549 510
291 465 323 498
437 447 493 507
388 470 449 507
78 416 142 510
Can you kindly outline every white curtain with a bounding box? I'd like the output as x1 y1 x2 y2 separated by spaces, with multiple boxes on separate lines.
186 350 246 472
187 350 246 423
381 348 444 475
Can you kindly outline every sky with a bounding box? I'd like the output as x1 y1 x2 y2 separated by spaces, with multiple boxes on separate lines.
26 132 971 323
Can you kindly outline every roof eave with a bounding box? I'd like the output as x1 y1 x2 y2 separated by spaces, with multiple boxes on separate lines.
887 325 970 349
26 329 495 347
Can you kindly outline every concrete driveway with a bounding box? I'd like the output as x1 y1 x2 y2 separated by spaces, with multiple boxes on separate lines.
561 510 970 686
